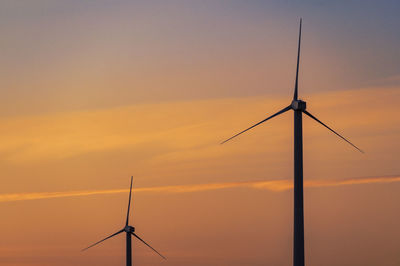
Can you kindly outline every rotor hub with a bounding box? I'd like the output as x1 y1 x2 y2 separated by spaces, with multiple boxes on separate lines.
291 100 307 111
124 225 135 233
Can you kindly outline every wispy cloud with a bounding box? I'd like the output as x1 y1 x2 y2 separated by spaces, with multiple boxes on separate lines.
1 86 398 164
1 175 399 203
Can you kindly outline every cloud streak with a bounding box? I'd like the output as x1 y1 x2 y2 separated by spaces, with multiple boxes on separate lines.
1 175 399 203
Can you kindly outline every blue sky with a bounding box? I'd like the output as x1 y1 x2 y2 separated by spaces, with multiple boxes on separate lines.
0 0 399 116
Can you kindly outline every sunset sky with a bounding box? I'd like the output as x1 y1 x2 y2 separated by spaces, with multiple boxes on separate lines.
1 1 400 265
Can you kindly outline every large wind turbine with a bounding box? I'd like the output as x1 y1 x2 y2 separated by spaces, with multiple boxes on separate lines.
82 177 166 265
221 19 363 266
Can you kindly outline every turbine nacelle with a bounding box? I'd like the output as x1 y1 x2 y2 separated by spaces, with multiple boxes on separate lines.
124 225 135 233
291 100 307 111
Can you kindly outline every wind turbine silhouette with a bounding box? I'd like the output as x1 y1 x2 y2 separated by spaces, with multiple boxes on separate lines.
221 19 363 266
82 176 166 265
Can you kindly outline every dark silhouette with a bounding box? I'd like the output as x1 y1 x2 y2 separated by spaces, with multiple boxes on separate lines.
221 19 363 266
82 176 166 265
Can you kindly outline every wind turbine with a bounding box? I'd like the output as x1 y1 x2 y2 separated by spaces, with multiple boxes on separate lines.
82 176 166 265
221 19 363 266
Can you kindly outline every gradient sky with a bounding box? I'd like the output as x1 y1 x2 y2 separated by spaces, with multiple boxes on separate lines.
1 1 400 265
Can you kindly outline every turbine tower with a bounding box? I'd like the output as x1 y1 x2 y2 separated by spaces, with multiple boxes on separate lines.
82 176 166 265
221 19 363 266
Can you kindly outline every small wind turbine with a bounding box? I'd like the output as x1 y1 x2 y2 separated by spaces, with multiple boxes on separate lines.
82 177 166 265
221 19 363 266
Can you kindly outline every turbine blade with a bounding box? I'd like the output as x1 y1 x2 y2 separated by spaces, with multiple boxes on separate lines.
303 110 364 153
132 233 166 260
293 18 302 100
81 229 124 251
221 105 292 144
126 176 134 226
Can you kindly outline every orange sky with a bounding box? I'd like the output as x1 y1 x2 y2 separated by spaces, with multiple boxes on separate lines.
1 87 400 266
1 1 400 266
